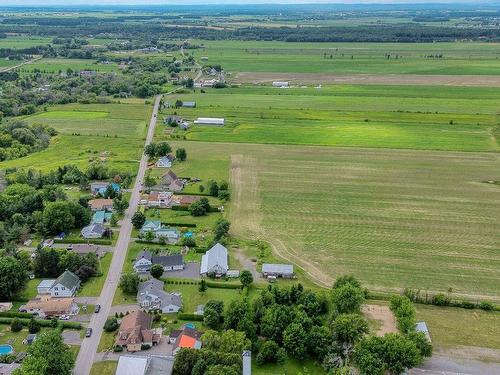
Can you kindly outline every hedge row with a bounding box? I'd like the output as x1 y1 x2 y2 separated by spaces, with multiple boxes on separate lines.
0 311 33 319
205 281 242 290
389 295 416 334
0 317 81 330
54 238 112 245
162 222 197 228
172 206 219 213
403 288 498 311
178 313 203 321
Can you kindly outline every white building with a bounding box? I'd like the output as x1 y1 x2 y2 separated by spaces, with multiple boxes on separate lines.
272 81 289 88
193 117 225 126
200 243 228 276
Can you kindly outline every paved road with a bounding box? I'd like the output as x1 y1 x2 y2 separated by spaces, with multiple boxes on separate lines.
73 94 162 375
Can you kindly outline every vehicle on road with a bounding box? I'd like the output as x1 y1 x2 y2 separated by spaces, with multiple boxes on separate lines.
85 328 92 337
94 304 101 313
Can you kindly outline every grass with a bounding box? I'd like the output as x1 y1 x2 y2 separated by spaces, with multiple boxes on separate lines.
0 325 51 354
158 85 500 152
0 102 152 173
16 278 43 301
168 140 500 301
90 361 118 375
253 358 325 375
416 304 500 350
18 58 119 74
97 330 117 352
0 36 52 49
79 253 113 297
191 40 500 75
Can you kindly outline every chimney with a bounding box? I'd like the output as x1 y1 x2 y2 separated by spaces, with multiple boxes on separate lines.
242 350 251 375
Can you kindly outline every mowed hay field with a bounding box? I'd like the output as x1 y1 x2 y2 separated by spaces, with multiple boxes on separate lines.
18 58 119 74
164 85 500 152
0 102 151 172
191 40 500 75
169 141 500 301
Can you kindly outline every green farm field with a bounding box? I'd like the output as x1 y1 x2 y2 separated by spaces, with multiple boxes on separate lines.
191 40 500 75
0 102 151 172
18 58 119 73
169 141 500 301
161 85 500 152
0 35 51 49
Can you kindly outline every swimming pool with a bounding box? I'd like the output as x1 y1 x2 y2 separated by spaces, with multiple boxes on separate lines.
0 344 13 355
184 231 194 238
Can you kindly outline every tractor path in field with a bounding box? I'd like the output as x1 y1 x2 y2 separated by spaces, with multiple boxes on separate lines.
234 72 500 87
0 56 42 72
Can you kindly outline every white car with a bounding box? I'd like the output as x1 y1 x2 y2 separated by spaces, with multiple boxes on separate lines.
59 315 70 320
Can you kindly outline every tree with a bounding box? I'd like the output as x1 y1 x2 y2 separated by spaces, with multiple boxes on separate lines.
201 329 251 354
198 279 207 292
239 270 253 288
113 197 129 215
131 211 146 229
184 78 194 89
307 325 332 359
14 330 74 375
42 201 75 234
333 275 362 290
0 256 27 300
283 322 308 359
174 100 183 108
224 299 250 330
332 313 369 345
150 264 164 279
383 333 422 374
156 142 172 156
144 143 157 158
10 318 23 332
407 331 433 358
208 180 219 197
256 340 286 365
173 348 201 375
176 148 187 161
181 236 196 248
119 272 140 295
104 317 119 332
332 283 365 314
354 336 385 375
214 219 230 241
203 306 221 329
189 198 210 217
218 190 230 201
28 318 41 334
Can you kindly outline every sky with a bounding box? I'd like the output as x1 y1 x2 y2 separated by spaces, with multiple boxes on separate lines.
0 0 495 5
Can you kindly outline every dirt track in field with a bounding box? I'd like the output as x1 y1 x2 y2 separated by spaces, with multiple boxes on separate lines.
233 72 500 87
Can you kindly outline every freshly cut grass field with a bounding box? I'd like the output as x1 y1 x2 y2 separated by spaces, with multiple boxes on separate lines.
191 40 500 75
0 102 151 172
18 58 119 73
162 85 500 152
0 36 51 49
170 141 500 301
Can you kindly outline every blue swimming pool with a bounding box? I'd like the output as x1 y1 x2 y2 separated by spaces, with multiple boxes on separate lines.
0 344 13 355
184 231 194 238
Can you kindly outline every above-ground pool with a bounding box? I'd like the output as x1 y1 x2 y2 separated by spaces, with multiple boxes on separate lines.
0 344 13 355
184 231 194 238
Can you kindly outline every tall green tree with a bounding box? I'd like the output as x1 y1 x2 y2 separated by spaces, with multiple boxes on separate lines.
332 283 365 314
239 270 253 288
131 211 146 229
119 272 140 295
0 256 27 300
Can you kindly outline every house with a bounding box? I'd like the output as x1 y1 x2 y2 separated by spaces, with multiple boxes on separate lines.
272 81 289 88
172 327 202 355
23 334 37 345
67 243 107 258
48 270 81 297
182 101 196 108
200 243 228 276
416 321 431 342
88 198 113 212
141 220 162 233
133 250 153 273
155 227 180 243
115 355 174 375
115 310 161 352
167 179 184 193
81 223 106 239
90 182 109 195
172 195 200 207
193 117 225 126
151 254 184 271
37 279 56 295
0 302 13 312
262 263 294 279
137 279 182 313
164 115 182 126
155 156 172 168
22 296 79 318
180 121 190 130
147 191 173 208
91 210 112 224
42 239 54 248
161 171 185 192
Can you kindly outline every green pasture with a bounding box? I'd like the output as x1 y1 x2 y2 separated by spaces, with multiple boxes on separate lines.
159 86 500 152
191 40 500 75
0 35 51 49
18 58 119 73
169 141 500 300
0 59 21 69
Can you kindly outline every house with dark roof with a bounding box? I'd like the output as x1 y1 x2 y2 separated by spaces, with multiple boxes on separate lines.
161 171 184 192
134 250 153 273
115 310 161 352
67 243 107 258
200 243 228 276
182 101 196 108
137 279 182 313
49 270 81 297
81 222 106 239
151 254 184 271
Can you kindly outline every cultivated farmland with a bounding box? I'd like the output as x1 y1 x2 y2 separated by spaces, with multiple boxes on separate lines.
169 141 500 301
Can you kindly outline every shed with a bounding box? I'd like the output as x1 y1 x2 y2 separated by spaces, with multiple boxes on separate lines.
194 117 225 126
416 321 431 342
182 101 196 108
262 263 294 278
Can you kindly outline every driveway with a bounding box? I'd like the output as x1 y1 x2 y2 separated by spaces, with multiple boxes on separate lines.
75 297 99 305
62 330 82 346
109 305 139 315
163 262 200 279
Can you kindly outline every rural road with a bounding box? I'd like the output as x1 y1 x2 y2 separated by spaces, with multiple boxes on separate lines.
73 94 162 375
181 42 203 81
0 56 42 73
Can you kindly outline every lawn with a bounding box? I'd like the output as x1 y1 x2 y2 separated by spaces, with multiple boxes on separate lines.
0 102 152 173
79 253 113 297
0 325 51 354
253 358 325 375
190 40 500 75
158 85 500 152
97 330 117 352
90 361 118 375
168 141 500 301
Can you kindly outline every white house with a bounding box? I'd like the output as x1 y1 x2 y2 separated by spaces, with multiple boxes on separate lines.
37 279 56 295
193 117 225 126
200 243 228 276
147 191 173 208
155 156 173 168
38 270 81 298
137 279 182 314
133 250 153 273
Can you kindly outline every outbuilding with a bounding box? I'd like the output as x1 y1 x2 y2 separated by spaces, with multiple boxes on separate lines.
262 263 294 279
193 117 225 126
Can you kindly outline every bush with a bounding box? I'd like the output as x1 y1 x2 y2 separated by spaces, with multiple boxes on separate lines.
205 281 242 289
113 345 124 352
104 317 119 332
0 311 33 319
460 301 476 309
479 301 494 311
432 293 450 306
28 318 41 334
390 295 416 334
10 318 23 332
141 344 151 350
178 313 204 321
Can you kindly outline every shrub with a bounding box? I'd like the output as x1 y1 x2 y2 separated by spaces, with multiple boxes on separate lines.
141 344 151 350
113 345 123 352
178 313 203 321
28 318 41 334
10 318 22 332
432 293 450 306
104 317 119 332
479 301 494 311
390 295 416 334
460 301 476 309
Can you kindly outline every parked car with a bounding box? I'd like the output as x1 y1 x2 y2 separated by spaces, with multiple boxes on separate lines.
85 328 92 338
59 315 70 320
94 304 101 313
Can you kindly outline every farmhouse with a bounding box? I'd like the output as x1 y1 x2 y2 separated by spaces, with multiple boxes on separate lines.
147 191 174 208
262 263 294 279
200 243 228 276
88 198 113 212
161 170 185 192
194 117 225 126
81 222 106 239
115 310 161 352
137 279 182 313
21 296 79 319
164 115 182 126
37 270 81 297
182 101 196 108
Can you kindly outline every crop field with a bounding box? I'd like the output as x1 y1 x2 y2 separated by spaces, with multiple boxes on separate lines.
18 58 119 73
169 141 500 301
0 102 151 172
191 40 500 75
161 85 500 152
